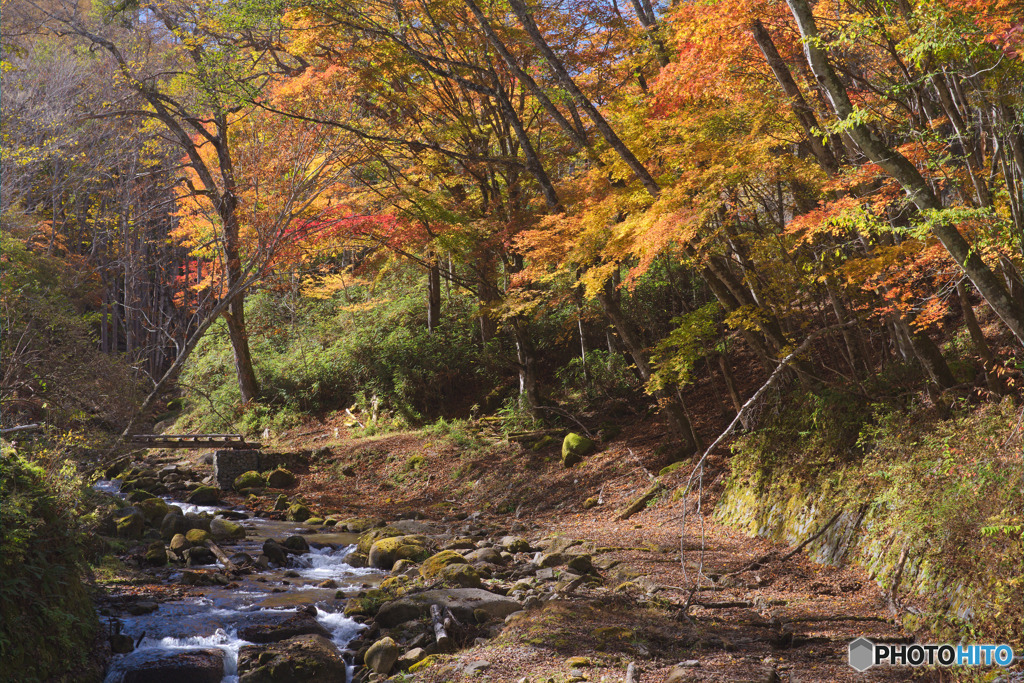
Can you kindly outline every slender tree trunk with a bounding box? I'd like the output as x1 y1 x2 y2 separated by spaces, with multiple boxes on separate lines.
427 252 441 333
596 281 696 454
511 316 541 411
785 0 1024 346
224 295 259 403
955 280 1004 395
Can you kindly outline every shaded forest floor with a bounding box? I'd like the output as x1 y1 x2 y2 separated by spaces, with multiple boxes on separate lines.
238 416 930 682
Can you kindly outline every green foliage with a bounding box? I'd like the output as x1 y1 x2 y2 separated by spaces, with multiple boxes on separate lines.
0 438 98 682
178 269 503 433
0 225 144 431
729 396 1023 646
649 302 721 391
554 349 640 412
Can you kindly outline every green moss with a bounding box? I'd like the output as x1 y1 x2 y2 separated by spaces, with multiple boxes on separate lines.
234 470 266 491
419 550 467 580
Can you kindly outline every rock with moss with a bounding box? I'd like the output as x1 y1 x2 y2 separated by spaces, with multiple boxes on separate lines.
236 634 345 683
305 517 324 526
418 549 468 580
368 536 427 570
285 503 312 522
582 497 599 509
273 494 289 511
135 497 170 523
144 541 168 566
344 550 368 568
210 517 245 541
343 589 386 617
567 554 592 574
561 433 595 468
233 471 266 491
357 527 404 555
185 528 211 544
282 535 310 554
265 468 296 489
160 512 189 541
169 533 191 554
115 509 145 539
365 636 400 675
186 486 220 505
408 654 442 673
439 563 483 588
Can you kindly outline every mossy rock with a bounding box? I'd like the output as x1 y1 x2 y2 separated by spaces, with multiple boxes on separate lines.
339 518 377 533
185 528 211 544
562 433 595 468
343 589 386 617
567 656 593 668
408 654 442 673
439 563 483 588
419 550 468 580
209 517 245 541
369 536 427 570
285 503 312 522
186 486 220 505
305 517 324 526
115 510 144 539
582 497 599 509
233 471 266 491
357 527 404 555
265 468 296 489
379 575 412 594
169 533 190 553
144 542 167 566
273 494 289 511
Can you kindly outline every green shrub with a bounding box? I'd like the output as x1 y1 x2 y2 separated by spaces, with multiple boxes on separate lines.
0 439 97 681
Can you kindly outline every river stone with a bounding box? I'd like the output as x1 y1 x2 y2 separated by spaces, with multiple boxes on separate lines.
161 513 189 541
184 546 216 566
344 550 368 568
262 540 289 566
393 588 519 624
186 486 220 505
185 512 212 532
538 552 565 568
567 554 592 574
464 547 504 565
374 599 423 627
210 517 246 541
229 552 254 566
365 636 400 675
116 510 145 539
237 613 330 643
283 535 310 554
397 647 428 670
369 536 426 570
144 542 168 566
561 433 595 467
356 527 404 554
285 503 312 522
439 563 483 588
185 528 211 544
234 471 266 491
266 468 296 488
418 550 467 579
237 634 346 683
499 536 531 553
169 533 190 554
121 648 224 683
135 497 170 523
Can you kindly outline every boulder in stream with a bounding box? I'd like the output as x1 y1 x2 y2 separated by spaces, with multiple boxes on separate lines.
266 468 296 489
285 503 311 522
186 486 220 505
210 517 246 541
364 636 400 675
120 648 224 683
237 612 330 644
237 634 346 683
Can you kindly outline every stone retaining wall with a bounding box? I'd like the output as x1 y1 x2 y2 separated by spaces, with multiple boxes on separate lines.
213 450 310 489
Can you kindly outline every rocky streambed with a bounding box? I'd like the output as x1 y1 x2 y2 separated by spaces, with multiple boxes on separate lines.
93 461 624 683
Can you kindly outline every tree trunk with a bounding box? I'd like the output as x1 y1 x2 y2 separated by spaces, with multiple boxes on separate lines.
511 317 541 411
224 294 259 404
955 280 1004 395
596 281 696 454
785 0 1024 346
427 253 441 333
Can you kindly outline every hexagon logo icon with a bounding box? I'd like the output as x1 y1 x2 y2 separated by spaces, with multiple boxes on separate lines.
849 637 875 671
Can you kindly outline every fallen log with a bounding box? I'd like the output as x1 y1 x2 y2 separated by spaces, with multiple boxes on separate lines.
205 540 238 571
430 604 450 651
624 662 638 683
616 483 665 521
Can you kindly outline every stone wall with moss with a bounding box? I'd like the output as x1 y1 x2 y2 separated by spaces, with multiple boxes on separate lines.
714 397 1022 645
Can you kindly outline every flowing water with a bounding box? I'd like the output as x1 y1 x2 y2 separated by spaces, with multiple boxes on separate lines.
97 480 381 683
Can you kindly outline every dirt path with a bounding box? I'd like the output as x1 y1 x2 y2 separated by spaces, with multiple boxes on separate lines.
282 424 922 682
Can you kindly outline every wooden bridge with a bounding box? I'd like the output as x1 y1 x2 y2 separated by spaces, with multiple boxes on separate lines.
128 434 261 450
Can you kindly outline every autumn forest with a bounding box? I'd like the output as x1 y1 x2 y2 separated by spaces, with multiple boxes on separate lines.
2 0 1022 681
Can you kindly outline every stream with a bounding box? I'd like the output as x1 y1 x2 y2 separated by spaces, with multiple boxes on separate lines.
96 480 382 683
